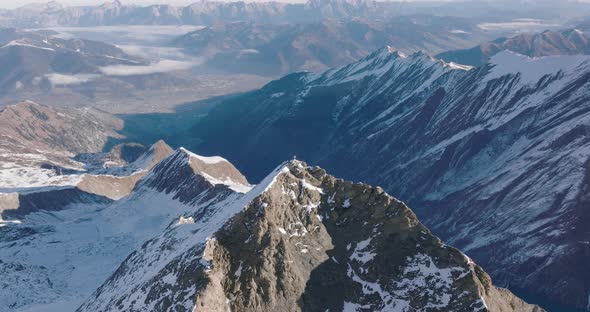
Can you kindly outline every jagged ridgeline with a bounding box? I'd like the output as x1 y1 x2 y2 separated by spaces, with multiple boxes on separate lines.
78 160 541 312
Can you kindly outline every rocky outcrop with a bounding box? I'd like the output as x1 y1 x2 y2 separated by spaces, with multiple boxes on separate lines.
129 140 174 171
76 140 175 200
134 147 252 204
79 160 541 312
77 174 145 200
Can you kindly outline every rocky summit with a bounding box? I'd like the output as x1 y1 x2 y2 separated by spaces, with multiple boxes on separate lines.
78 160 541 312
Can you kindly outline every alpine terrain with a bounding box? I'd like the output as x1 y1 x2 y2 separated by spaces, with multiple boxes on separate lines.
1 1 588 311
151 47 590 310
77 160 540 312
0 101 539 311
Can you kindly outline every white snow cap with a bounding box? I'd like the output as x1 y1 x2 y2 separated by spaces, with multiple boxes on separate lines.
485 50 590 86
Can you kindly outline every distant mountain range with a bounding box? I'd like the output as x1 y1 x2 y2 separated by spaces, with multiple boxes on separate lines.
173 18 498 76
0 0 404 28
119 48 590 310
437 28 590 66
1 0 589 28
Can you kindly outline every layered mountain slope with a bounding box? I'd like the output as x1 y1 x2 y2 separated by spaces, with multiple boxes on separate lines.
182 49 590 310
78 160 540 312
0 147 251 312
437 28 590 66
0 101 122 156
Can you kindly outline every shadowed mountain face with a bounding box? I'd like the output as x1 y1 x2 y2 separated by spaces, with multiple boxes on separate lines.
173 18 498 76
437 29 590 66
129 49 590 310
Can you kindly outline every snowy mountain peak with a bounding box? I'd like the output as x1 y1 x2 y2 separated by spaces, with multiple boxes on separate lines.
78 159 542 312
317 46 469 86
137 147 252 196
371 45 406 61
129 140 173 171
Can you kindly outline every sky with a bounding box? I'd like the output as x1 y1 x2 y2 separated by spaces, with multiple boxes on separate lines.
0 0 310 9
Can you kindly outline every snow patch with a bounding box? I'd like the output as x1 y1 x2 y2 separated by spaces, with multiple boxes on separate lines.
1 40 56 51
350 238 376 264
301 179 324 194
176 216 195 225
234 261 243 278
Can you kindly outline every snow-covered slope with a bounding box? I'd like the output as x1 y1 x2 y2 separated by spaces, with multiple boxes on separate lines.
78 160 541 312
187 48 590 310
0 146 248 312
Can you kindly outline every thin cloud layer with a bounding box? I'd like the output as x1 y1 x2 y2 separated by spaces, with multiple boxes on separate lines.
99 60 198 76
45 73 101 85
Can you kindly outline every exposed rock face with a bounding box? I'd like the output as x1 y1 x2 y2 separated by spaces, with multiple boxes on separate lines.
77 174 145 200
131 140 174 171
75 140 175 200
0 101 123 157
79 161 541 312
178 49 590 309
